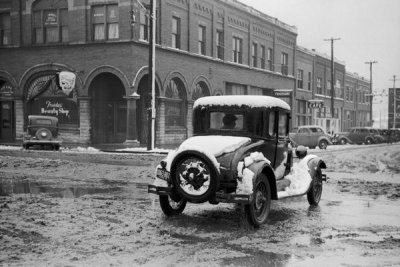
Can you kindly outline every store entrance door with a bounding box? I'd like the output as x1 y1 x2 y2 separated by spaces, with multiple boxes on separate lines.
0 101 14 142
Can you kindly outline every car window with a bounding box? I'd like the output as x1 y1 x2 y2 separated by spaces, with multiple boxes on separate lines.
278 112 288 137
299 128 308 134
36 119 52 126
309 128 318 133
316 128 323 133
268 111 275 137
210 112 244 130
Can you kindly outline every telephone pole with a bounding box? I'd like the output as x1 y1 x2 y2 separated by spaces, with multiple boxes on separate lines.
365 60 378 126
390 75 399 129
324 37 340 119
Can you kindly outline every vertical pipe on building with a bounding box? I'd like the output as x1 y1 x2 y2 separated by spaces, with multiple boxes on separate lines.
147 0 156 150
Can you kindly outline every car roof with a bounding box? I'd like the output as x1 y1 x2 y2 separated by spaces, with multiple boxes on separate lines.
298 125 323 128
193 95 291 111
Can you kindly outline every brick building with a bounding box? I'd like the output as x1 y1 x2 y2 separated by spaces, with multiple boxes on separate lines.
0 0 298 147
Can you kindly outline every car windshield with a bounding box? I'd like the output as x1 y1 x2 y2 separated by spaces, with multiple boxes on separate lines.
210 112 244 130
35 119 52 125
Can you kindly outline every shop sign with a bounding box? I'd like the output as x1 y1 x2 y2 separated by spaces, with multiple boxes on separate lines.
45 13 58 25
307 100 324 109
30 97 78 125
0 84 13 96
57 71 76 96
273 90 292 97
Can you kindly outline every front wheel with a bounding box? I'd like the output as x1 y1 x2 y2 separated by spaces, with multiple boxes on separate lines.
365 138 373 145
307 167 323 205
159 195 187 216
245 174 271 227
339 138 347 145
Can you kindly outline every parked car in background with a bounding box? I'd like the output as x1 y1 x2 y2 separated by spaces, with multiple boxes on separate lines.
377 129 389 143
388 128 400 143
23 115 62 150
289 125 332 149
336 127 384 145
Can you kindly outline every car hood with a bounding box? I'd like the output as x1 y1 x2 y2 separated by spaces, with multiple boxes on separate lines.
165 135 252 171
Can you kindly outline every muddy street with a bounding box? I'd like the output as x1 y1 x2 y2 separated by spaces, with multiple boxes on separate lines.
1 144 400 266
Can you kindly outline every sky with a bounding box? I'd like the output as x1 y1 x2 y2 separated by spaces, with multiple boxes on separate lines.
239 0 400 128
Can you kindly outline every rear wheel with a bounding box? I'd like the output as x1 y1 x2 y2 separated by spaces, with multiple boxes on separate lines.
318 140 328 149
339 138 347 145
245 174 271 227
365 138 373 145
159 195 186 216
307 166 323 205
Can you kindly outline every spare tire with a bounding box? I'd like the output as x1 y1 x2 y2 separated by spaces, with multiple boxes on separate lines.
170 150 219 203
35 128 53 140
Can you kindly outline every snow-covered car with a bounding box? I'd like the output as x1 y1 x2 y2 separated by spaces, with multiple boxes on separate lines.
22 115 62 150
148 95 327 227
289 125 332 149
336 127 384 145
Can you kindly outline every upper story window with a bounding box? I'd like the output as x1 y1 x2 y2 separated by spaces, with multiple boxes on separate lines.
281 52 288 75
198 25 206 55
33 0 68 44
267 48 273 71
251 43 257 67
308 72 312 91
0 13 11 46
316 77 322 94
92 5 119 41
139 10 149 41
216 30 224 60
327 80 332 96
232 36 242 64
260 45 266 69
297 69 304 89
171 16 181 49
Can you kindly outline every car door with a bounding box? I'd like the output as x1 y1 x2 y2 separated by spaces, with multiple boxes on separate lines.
296 127 310 147
274 110 290 179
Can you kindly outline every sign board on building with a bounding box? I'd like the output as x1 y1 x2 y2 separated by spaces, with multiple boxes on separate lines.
307 100 324 109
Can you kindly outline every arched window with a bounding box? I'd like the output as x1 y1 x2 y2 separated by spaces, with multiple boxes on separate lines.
32 0 69 44
192 81 210 101
165 78 186 127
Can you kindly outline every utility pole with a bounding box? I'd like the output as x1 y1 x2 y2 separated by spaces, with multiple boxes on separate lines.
365 60 377 126
324 37 340 119
390 75 399 129
147 0 156 150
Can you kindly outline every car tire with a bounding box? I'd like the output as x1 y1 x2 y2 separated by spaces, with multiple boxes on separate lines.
159 195 187 216
365 138 373 145
245 173 271 227
307 166 323 205
171 151 219 204
318 140 328 150
339 138 347 145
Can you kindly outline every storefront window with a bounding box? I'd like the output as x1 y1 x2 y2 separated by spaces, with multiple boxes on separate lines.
165 79 186 127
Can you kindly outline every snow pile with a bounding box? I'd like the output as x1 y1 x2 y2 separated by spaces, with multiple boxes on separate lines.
165 136 251 172
236 152 271 194
277 154 317 199
194 95 291 110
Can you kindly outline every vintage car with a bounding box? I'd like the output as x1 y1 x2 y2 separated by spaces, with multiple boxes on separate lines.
289 125 332 149
148 95 327 227
336 127 384 145
23 115 62 150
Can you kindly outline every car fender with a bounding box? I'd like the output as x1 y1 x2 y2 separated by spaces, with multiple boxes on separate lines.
306 156 327 182
246 161 278 200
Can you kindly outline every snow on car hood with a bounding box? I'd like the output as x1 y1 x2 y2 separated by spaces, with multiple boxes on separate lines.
165 136 251 171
